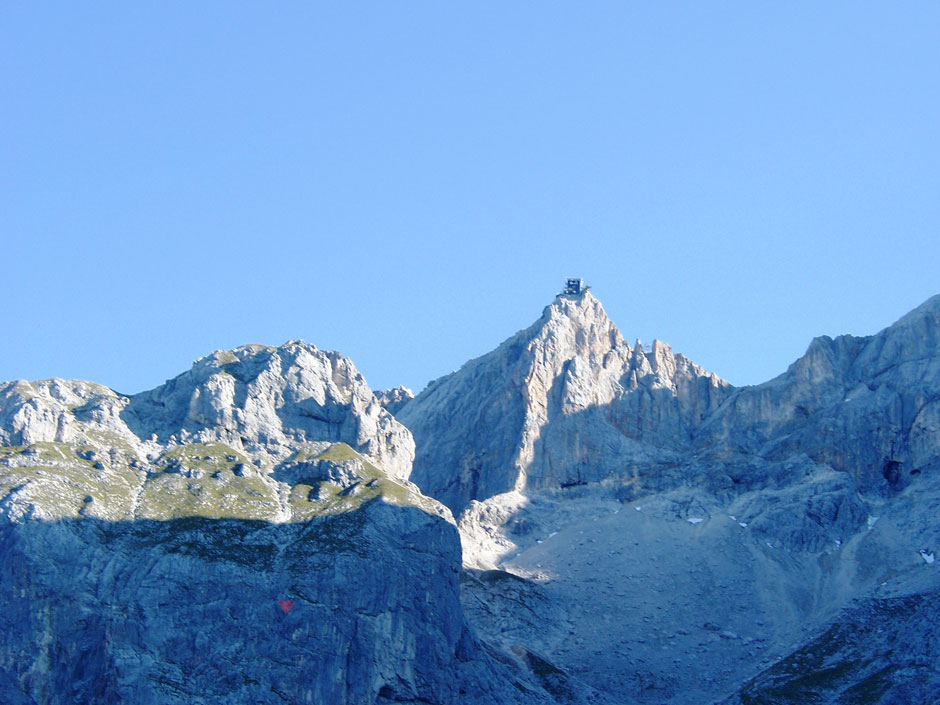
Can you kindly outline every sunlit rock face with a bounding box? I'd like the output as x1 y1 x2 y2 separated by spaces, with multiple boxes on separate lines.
375 385 415 416
0 343 562 705
0 341 415 488
398 291 730 513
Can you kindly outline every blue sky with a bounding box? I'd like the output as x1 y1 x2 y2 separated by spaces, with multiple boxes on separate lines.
3 3 939 395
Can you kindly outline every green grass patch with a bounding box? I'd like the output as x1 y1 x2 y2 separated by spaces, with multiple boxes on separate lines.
0 441 142 519
137 471 278 521
157 442 248 471
135 442 278 520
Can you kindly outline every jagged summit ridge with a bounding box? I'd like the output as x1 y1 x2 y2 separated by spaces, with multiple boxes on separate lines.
0 340 426 526
3 287 940 704
0 340 414 486
398 290 731 512
696 291 940 493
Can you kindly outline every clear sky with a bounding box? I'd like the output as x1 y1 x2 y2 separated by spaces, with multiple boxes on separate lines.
3 3 939 395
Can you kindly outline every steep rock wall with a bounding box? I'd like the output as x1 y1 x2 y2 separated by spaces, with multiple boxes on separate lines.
398 292 730 512
696 294 940 493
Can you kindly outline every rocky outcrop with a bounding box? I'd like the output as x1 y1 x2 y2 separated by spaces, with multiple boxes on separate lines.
125 341 415 483
376 386 415 416
5 287 940 705
724 589 940 705
397 291 730 513
696 293 940 494
0 341 414 484
0 501 487 705
396 287 940 705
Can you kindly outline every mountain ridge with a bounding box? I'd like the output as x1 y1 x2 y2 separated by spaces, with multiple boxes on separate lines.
2 287 940 704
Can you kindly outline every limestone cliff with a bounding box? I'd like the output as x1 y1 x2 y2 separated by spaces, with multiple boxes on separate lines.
7 288 940 705
696 293 940 494
0 341 414 487
397 290 730 512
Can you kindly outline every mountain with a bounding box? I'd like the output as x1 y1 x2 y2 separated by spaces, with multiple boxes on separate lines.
397 291 730 514
696 293 940 492
4 289 940 705
395 287 940 704
0 342 582 705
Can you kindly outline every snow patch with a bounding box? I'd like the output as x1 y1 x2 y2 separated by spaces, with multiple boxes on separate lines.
687 517 704 524
920 550 935 564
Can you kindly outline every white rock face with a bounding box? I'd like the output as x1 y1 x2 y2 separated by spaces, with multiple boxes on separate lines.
6 288 940 705
0 343 584 705
397 291 731 512
375 385 415 416
127 342 416 482
0 341 414 485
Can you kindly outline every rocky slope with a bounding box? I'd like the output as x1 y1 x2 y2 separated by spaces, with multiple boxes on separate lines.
725 587 940 704
398 291 730 514
0 342 578 705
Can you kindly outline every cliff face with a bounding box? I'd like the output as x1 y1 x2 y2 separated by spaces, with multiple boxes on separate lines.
0 342 563 705
6 289 940 705
0 341 415 486
696 293 940 493
398 291 730 513
0 503 482 705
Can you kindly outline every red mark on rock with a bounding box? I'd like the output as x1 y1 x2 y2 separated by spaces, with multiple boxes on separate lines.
277 600 295 614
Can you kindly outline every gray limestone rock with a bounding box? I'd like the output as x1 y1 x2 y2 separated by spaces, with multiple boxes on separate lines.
724 589 940 705
5 287 940 705
696 294 940 495
376 386 415 416
398 288 940 704
398 291 731 513
0 494 558 704
0 341 415 485
124 341 415 483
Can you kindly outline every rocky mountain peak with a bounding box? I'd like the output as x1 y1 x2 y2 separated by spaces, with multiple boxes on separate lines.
119 340 414 482
538 290 626 354
0 340 417 523
397 287 730 513
0 344 559 704
5 287 940 705
375 385 415 416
